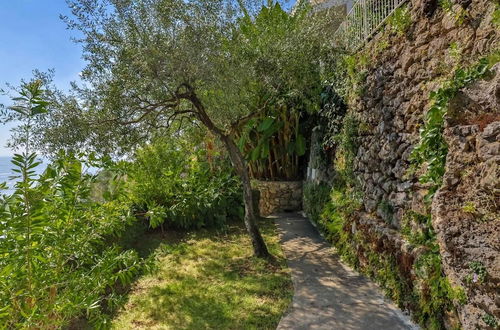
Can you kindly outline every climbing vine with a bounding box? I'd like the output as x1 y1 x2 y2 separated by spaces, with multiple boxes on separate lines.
410 56 495 198
319 86 348 149
333 113 361 186
344 53 369 99
386 5 412 35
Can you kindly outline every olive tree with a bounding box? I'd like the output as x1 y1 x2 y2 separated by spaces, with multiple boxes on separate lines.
25 0 334 258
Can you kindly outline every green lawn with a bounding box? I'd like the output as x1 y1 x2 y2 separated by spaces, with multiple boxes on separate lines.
111 220 293 329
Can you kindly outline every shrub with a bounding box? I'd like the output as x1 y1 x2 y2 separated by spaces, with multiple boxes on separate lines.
303 182 331 224
128 138 243 229
0 81 145 328
319 187 363 241
0 152 145 328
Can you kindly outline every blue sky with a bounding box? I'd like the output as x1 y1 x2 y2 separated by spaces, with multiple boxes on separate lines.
0 0 85 156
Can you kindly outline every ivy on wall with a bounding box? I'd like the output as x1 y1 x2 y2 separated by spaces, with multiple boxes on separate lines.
410 53 499 199
319 86 348 149
386 5 412 35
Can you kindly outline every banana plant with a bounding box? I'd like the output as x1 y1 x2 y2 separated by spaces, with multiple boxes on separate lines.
235 105 307 181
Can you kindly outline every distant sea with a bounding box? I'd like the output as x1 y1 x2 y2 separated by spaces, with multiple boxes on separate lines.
0 156 47 195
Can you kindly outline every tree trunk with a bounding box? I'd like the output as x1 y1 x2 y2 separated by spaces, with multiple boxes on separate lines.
185 91 270 258
220 135 271 259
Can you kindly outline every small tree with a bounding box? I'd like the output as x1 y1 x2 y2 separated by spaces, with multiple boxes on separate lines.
15 0 333 257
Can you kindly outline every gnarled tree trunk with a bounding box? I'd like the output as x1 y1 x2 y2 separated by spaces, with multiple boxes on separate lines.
220 135 270 259
186 91 270 258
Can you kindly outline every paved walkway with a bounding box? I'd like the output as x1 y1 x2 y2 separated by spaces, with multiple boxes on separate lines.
273 213 418 330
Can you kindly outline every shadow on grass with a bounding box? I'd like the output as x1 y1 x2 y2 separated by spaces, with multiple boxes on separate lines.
67 218 291 329
109 218 293 330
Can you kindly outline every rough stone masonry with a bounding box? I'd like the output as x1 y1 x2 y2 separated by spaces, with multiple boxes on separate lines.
332 0 499 327
253 181 303 216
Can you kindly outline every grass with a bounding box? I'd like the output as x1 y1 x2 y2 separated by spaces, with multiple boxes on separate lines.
111 219 293 329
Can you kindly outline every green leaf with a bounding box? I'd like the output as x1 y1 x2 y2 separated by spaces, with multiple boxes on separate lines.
8 106 28 116
295 134 306 156
250 145 261 161
31 105 48 115
257 117 275 132
260 141 270 158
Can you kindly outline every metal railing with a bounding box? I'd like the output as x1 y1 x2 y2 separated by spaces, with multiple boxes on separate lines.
333 0 408 51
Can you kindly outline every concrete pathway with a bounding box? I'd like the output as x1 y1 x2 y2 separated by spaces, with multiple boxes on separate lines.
273 213 418 330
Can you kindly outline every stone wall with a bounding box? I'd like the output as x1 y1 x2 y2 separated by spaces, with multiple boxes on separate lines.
432 73 500 329
305 127 334 184
308 0 499 328
253 181 303 216
348 96 500 329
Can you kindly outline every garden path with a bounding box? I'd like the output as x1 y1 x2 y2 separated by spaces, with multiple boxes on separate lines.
273 213 418 330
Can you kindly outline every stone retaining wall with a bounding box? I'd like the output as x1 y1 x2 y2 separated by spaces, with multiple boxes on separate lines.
349 0 499 325
307 0 499 327
252 181 303 216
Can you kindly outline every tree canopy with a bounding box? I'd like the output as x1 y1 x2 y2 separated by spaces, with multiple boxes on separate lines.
18 0 332 156
2 0 336 257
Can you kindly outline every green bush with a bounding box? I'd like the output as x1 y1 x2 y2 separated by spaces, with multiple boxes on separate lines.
319 187 362 241
303 182 331 224
128 139 243 229
0 152 145 328
0 81 145 328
